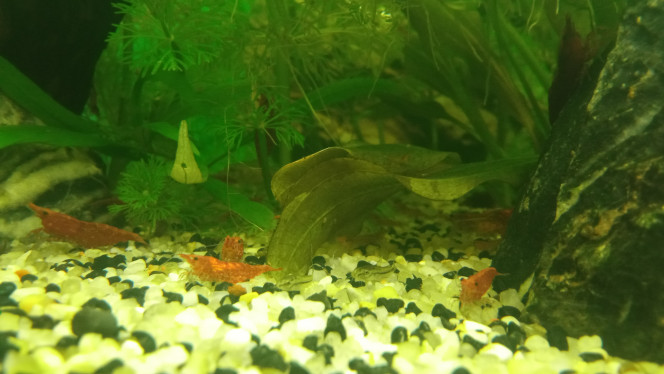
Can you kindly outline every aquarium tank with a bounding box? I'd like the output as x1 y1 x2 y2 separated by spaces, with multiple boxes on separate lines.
3 0 663 373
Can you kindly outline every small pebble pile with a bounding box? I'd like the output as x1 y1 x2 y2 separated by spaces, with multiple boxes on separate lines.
1 215 663 374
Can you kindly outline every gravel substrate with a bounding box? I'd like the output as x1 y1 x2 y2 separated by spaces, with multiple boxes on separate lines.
1 210 663 374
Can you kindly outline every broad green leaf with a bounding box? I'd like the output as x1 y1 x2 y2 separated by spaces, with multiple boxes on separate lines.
267 145 536 274
0 56 97 132
396 157 537 200
204 179 276 230
267 164 403 273
0 125 111 149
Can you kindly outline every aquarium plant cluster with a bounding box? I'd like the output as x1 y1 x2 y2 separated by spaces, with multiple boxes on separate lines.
0 0 624 249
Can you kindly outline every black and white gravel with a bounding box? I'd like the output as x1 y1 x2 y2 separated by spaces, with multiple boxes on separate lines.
1 214 663 374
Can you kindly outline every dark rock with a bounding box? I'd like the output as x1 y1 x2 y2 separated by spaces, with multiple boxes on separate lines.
91 255 126 270
403 254 423 263
214 282 232 291
307 291 335 311
579 352 604 362
302 335 318 351
20 274 38 283
83 269 107 279
213 369 238 374
81 298 111 311
252 282 281 294
312 256 326 266
405 302 422 315
94 358 124 374
317 344 334 365
431 303 456 320
390 326 408 343
71 307 118 338
120 286 148 306
354 307 377 319
215 304 239 326
497 305 521 319
198 295 209 305
30 315 55 329
250 344 288 371
162 290 183 304
56 335 78 349
452 367 471 374
324 314 346 340
278 306 295 324
289 361 310 374
457 267 476 277
376 298 404 313
431 251 445 262
0 331 18 361
45 283 61 293
0 282 17 307
410 321 431 342
405 276 422 292
492 334 517 352
442 271 456 280
462 333 487 351
131 331 156 353
546 325 569 351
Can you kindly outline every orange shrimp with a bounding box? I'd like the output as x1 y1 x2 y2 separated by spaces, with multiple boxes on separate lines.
29 203 146 248
460 267 502 306
220 236 244 262
180 254 280 283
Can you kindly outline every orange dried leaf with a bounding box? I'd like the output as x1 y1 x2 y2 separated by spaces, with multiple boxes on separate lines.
460 267 501 306
221 236 244 262
29 203 146 248
180 254 280 283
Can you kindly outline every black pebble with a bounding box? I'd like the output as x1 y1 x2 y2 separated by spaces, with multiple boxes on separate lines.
180 342 193 353
244 256 266 265
410 321 431 342
403 254 423 263
278 306 295 324
506 322 526 346
56 335 78 349
185 281 203 291
317 344 335 365
289 360 310 374
355 260 372 269
215 282 232 291
405 302 422 315
312 256 326 266
348 276 366 288
250 344 288 371
45 283 61 293
307 291 335 311
492 334 517 352
405 237 422 249
497 305 521 319
354 307 377 319
431 251 445 262
431 303 456 320
376 298 404 313
71 308 118 338
213 369 238 374
546 325 569 351
91 255 126 271
442 271 456 280
120 279 133 288
30 315 55 329
349 358 398 374
390 326 408 343
51 263 74 272
198 295 209 305
0 332 18 361
452 367 471 374
188 233 216 246
253 282 281 294
457 267 476 277
302 335 318 351
120 286 149 307
324 314 346 340
94 358 124 374
162 290 183 304
382 351 396 366
447 251 463 261
0 282 17 307
81 298 112 311
20 274 38 283
215 304 239 326
83 269 107 279
132 331 156 353
579 352 604 362
462 333 486 350
405 276 422 292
